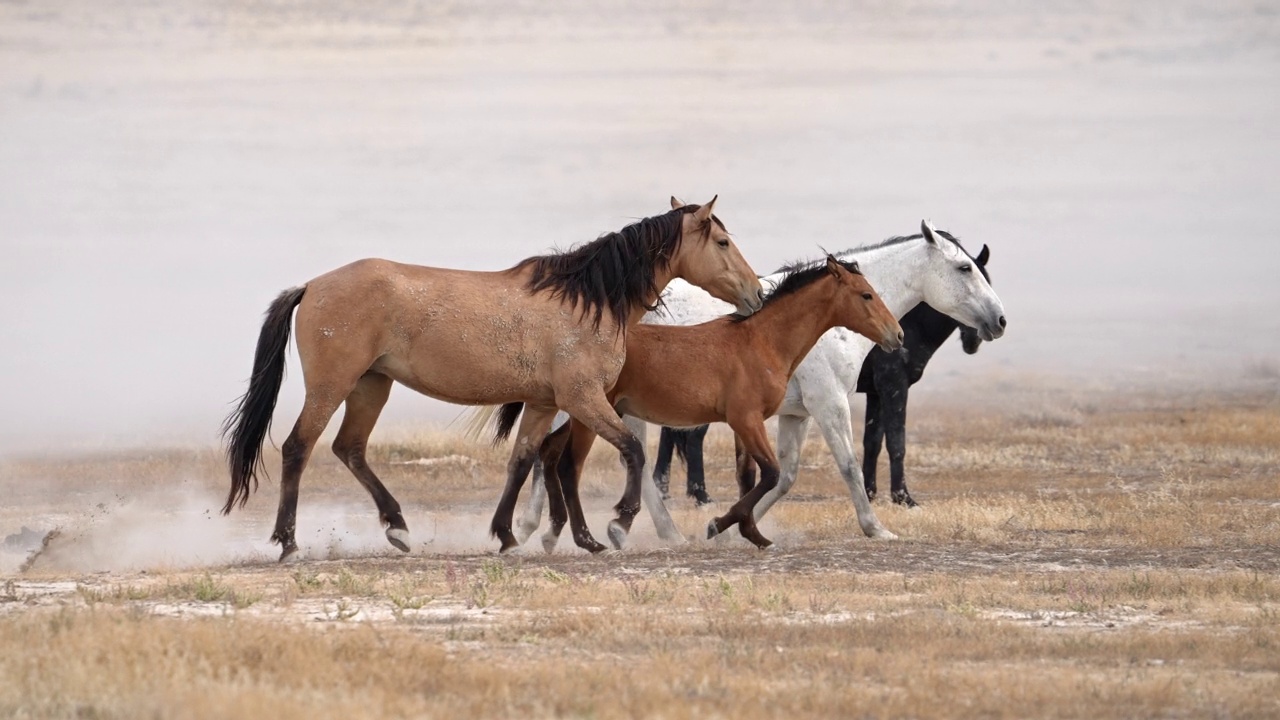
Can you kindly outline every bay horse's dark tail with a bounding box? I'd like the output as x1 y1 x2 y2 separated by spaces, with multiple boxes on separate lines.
221 286 306 515
493 402 525 445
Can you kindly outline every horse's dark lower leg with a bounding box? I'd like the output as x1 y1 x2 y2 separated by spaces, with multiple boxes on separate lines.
272 393 344 561
685 424 712 505
709 455 779 549
607 433 645 549
734 436 758 497
862 392 884 501
332 373 410 552
653 427 676 499
490 406 557 552
271 431 310 560
708 424 778 549
557 437 607 554
885 404 916 507
537 424 573 553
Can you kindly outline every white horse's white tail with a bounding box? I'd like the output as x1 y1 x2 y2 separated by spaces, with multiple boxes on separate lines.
458 405 503 443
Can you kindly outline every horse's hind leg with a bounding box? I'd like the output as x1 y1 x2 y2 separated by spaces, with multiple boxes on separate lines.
273 388 350 561
528 422 572 553
515 459 549 545
653 427 677 500
627 415 684 546
812 395 895 539
489 404 558 553
555 420 607 553
331 372 410 553
558 397 644 550
752 414 810 521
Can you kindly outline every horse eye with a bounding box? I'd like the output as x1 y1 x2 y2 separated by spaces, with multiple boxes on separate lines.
716 239 729 248
959 264 972 272
861 292 873 300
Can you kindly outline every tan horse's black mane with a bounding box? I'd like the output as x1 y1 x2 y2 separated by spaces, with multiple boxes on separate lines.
517 205 720 330
729 257 861 323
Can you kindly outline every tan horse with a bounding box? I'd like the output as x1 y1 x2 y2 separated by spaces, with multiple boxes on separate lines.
222 198 763 560
488 256 905 552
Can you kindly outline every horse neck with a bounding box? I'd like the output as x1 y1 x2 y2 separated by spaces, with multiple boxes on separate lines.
900 303 959 369
628 263 677 326
837 239 932 319
744 280 843 374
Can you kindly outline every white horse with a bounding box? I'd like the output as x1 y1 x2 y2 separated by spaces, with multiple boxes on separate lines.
516 221 1006 550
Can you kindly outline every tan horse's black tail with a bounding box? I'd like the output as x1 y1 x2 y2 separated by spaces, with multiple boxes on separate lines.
221 286 306 514
493 402 525 445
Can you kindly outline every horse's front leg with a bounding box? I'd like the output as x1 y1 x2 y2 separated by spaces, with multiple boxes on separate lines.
489 404 558 553
861 391 885 501
885 386 917 507
707 419 778 549
685 424 713 505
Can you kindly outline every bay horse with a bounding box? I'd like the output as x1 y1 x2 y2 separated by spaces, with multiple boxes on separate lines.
513 221 1004 549
652 244 993 508
485 256 905 552
221 197 763 560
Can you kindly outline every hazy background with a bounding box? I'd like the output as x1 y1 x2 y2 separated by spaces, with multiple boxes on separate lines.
2 0 1278 453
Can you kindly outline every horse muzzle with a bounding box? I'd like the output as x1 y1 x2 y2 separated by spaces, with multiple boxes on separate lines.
879 328 906 353
979 314 1007 342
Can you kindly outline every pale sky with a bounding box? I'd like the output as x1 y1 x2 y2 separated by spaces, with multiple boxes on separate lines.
2 1 1278 451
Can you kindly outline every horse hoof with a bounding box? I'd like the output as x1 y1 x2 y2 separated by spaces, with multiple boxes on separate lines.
870 527 899 540
386 528 411 553
541 531 560 555
693 495 715 507
705 519 721 540
606 521 628 550
278 543 299 563
585 540 609 554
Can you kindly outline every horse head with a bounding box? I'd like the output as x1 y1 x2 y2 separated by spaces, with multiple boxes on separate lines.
668 196 764 316
917 222 1005 343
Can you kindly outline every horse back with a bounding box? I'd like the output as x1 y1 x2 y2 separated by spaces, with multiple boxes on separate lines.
293 259 627 406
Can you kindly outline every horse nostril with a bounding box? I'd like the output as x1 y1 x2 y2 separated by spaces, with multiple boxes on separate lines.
896 330 905 344
998 315 1007 329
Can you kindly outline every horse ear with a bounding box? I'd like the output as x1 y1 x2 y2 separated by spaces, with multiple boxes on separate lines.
670 196 685 210
976 244 990 266
693 195 718 224
921 220 940 245
825 254 842 276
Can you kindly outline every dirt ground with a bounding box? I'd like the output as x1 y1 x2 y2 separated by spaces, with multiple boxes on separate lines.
2 379 1278 718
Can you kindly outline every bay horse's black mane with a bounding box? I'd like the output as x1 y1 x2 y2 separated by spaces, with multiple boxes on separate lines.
517 204 720 330
729 257 861 323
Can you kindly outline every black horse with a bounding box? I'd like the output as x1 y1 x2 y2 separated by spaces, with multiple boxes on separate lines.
654 245 992 508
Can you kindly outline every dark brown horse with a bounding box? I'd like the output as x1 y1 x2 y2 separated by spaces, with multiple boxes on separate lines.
485 256 904 552
222 198 763 559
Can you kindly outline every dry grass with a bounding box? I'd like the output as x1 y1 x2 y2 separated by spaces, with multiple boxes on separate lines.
1 382 1279 719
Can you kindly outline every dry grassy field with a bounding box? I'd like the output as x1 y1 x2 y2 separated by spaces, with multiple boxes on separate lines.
2 379 1279 719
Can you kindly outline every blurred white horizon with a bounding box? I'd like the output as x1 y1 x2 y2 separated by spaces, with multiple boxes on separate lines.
2 1 1278 452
